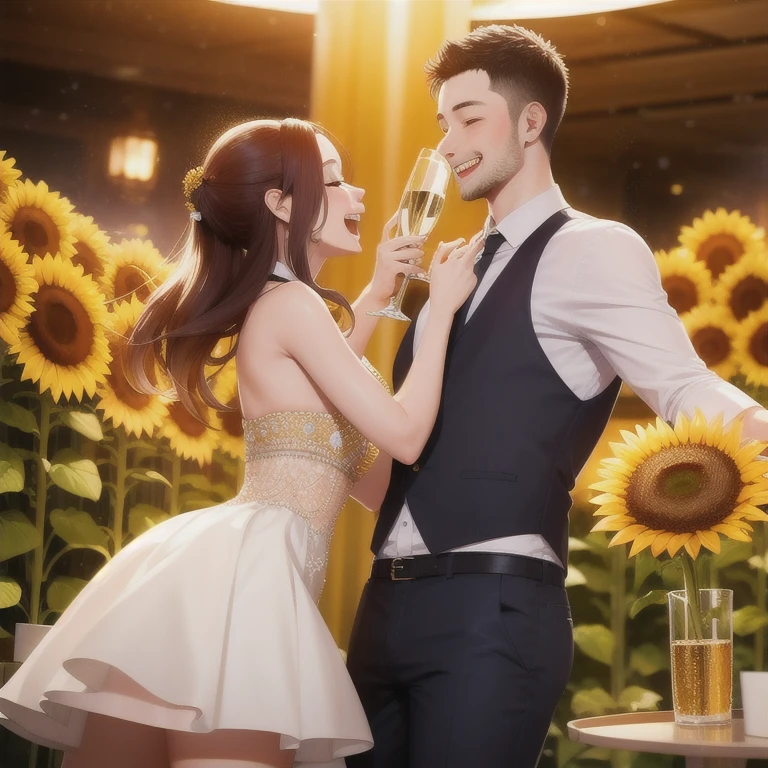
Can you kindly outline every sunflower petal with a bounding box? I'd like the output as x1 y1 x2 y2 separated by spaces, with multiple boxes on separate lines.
689 409 708 444
609 524 649 547
674 412 690 444
628 529 659 558
696 530 721 553
712 524 752 542
741 463 768 483
651 531 676 557
733 504 768 522
734 442 768 467
685 537 702 559
588 480 628 494
590 493 623 506
667 533 692 557
592 515 634 532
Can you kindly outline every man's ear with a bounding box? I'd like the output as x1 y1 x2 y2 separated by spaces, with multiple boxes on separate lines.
520 102 547 148
264 188 292 223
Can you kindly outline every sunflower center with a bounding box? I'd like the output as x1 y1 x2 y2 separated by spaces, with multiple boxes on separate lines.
114 265 154 303
698 234 742 278
168 401 207 438
663 276 699 315
107 342 152 410
72 242 104 280
626 445 741 533
692 327 731 367
749 322 768 368
11 208 60 259
220 396 244 438
29 285 94 366
729 276 768 321
0 260 17 313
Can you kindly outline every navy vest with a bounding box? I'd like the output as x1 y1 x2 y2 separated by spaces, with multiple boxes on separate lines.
372 211 621 565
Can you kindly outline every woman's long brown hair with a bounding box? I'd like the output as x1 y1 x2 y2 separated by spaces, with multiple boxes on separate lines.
127 118 353 420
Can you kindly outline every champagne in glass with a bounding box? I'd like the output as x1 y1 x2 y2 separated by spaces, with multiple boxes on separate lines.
368 149 451 321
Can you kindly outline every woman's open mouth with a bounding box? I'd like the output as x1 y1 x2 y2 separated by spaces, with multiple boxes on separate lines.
344 214 360 236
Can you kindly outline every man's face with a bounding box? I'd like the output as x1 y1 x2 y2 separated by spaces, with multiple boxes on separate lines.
436 69 523 202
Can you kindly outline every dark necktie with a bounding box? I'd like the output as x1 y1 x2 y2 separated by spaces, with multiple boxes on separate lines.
454 231 506 328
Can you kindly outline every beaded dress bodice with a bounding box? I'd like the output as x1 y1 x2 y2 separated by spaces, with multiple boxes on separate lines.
230 361 388 601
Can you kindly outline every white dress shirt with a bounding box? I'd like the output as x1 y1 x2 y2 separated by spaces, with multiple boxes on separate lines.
378 185 761 565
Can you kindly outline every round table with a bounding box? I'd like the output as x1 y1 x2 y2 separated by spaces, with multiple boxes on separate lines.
567 711 768 767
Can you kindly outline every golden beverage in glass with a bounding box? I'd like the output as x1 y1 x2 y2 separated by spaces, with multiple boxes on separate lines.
671 639 732 719
368 148 451 321
668 589 733 725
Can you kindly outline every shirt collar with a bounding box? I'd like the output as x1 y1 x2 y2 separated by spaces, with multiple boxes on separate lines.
484 185 569 249
272 261 298 281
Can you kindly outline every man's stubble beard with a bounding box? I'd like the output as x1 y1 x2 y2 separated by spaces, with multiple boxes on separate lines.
459 132 523 202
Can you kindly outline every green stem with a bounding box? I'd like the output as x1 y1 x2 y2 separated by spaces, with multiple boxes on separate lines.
113 429 128 553
680 553 704 641
30 396 51 626
170 454 181 516
611 546 626 701
755 523 766 670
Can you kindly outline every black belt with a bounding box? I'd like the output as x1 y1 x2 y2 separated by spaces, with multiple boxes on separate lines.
371 552 564 585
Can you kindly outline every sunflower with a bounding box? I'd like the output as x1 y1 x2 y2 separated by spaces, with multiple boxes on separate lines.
655 248 713 316
0 151 22 203
0 179 76 262
100 238 172 309
9 255 111 401
159 400 218 468
589 409 768 560
96 298 168 438
712 250 768 322
682 305 739 380
734 306 768 387
212 359 244 460
0 232 37 345
679 208 765 278
67 214 111 281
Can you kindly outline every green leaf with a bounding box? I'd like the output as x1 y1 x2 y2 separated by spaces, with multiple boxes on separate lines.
573 624 615 665
618 685 663 712
557 739 588 768
733 606 768 636
629 590 668 619
57 411 103 441
714 539 753 569
179 474 213 492
565 565 587 588
42 457 51 472
610 751 634 768
0 401 38 434
128 469 172 489
48 449 102 501
577 564 613 594
571 686 617 717
0 576 22 609
0 511 41 561
629 643 669 675
128 504 170 538
0 626 12 639
50 508 109 548
547 722 563 739
633 550 660 591
0 443 24 493
568 536 591 552
46 577 88 613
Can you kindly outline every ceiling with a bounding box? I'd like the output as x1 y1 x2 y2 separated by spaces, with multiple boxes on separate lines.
1 0 766 160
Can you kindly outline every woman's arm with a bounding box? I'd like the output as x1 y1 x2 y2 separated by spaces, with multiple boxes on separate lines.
346 214 427 357
349 451 393 511
268 239 479 464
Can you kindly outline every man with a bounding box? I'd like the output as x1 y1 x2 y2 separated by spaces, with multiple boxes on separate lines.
346 24 768 768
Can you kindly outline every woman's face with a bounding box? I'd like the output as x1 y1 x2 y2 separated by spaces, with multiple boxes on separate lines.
313 133 365 257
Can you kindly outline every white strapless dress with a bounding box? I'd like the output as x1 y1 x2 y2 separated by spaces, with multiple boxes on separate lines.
0 409 377 766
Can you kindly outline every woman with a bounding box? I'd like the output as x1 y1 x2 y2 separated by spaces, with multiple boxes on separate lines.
0 118 481 768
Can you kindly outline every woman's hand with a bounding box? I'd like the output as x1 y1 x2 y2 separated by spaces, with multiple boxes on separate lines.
428 235 484 318
367 213 428 306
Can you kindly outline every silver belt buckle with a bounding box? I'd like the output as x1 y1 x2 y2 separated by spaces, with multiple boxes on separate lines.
390 557 414 581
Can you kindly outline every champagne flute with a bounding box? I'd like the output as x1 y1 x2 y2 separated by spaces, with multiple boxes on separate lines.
368 148 452 321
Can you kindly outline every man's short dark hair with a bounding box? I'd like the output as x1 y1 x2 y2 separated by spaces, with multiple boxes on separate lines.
425 24 569 152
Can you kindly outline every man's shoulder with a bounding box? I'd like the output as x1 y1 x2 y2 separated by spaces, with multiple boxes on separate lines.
555 209 650 252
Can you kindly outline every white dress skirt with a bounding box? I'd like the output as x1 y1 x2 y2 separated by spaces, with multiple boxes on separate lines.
0 410 377 766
